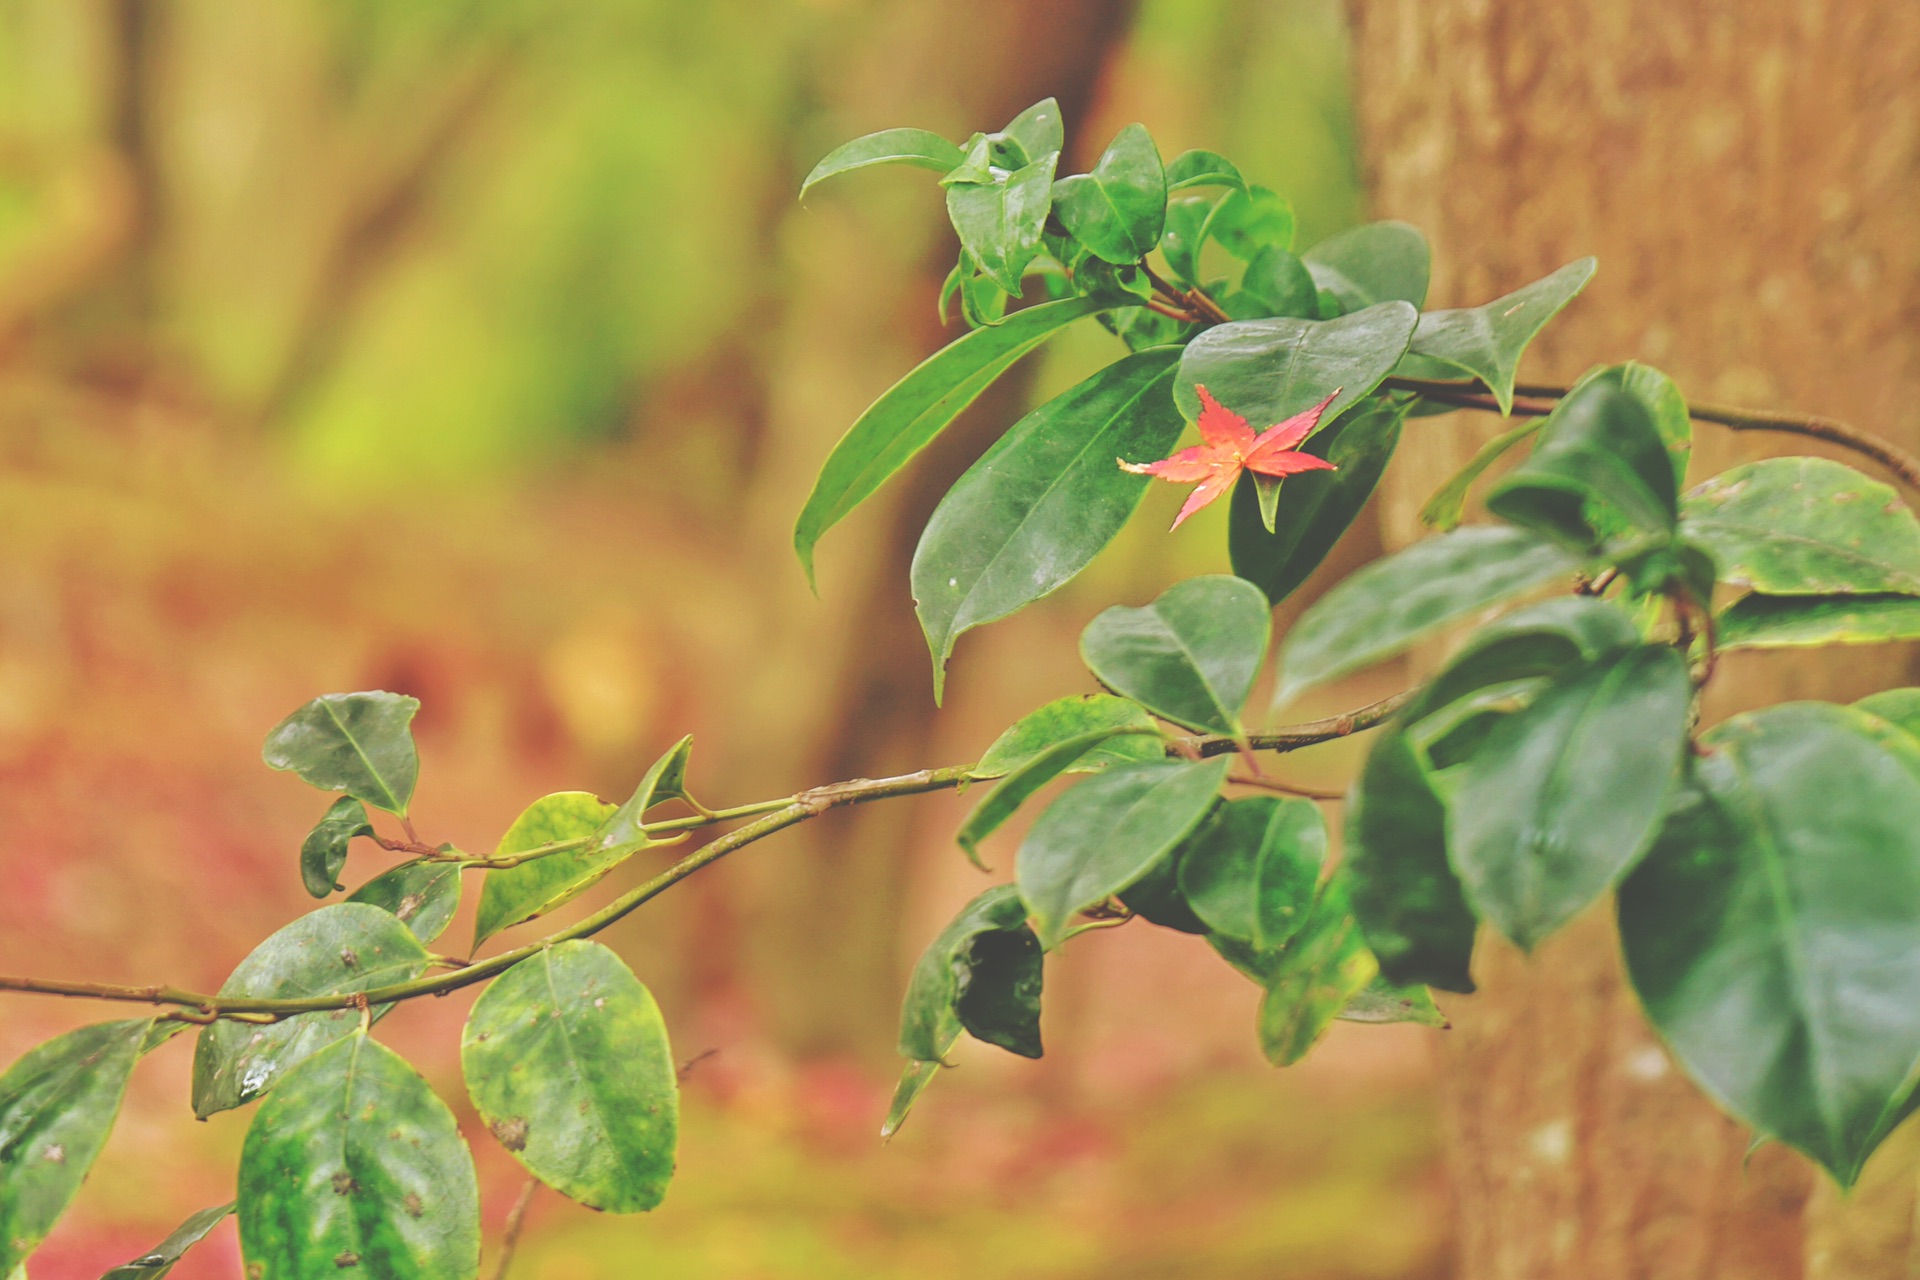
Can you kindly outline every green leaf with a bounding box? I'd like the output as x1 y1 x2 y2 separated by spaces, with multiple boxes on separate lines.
1051 123 1166 264
898 885 1040 1061
972 695 1165 780
237 1031 479 1278
101 1202 234 1280
1401 259 1596 413
1486 380 1678 554
1256 881 1379 1066
1446 645 1691 949
1619 703 1920 1186
1177 797 1324 950
1001 98 1062 161
0 1019 149 1275
1164 149 1244 193
880 1058 947 1140
1207 185 1294 260
1175 303 1418 433
462 941 677 1213
1578 361 1692 489
301 796 372 898
1117 839 1210 934
1274 525 1578 705
1159 195 1214 286
793 295 1106 586
1079 576 1271 736
1016 759 1228 948
192 903 431 1118
582 735 694 859
912 348 1182 697
261 691 420 816
945 151 1058 295
1418 417 1542 532
799 128 964 199
469 792 618 950
957 727 1162 867
1857 688 1920 741
955 926 1044 1058
1229 396 1407 603
347 860 462 944
1682 457 1920 595
1235 246 1319 320
1300 222 1430 311
1338 979 1448 1027
1719 592 1920 650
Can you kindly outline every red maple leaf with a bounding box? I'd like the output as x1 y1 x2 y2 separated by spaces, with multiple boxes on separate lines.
1120 385 1340 529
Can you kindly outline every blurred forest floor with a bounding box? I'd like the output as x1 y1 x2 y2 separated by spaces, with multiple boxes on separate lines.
0 2 1450 1274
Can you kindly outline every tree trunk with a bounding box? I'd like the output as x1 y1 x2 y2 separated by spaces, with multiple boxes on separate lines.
1345 2 1920 1276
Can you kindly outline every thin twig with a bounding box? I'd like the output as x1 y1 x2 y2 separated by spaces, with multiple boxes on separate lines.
1227 774 1345 801
488 1179 539 1280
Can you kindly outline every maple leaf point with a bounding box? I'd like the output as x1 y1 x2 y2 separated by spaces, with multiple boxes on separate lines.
1119 385 1340 529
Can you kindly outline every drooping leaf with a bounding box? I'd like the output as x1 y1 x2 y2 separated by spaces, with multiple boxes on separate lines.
956 727 1162 867
1174 303 1419 434
1619 703 1920 1187
1418 417 1543 532
793 295 1107 586
192 904 430 1118
898 885 1042 1061
0 1019 149 1275
462 941 677 1213
1682 457 1920 596
881 1057 948 1140
1229 397 1407 603
1445 645 1691 949
1255 880 1379 1066
1051 123 1166 264
1177 796 1324 951
300 797 372 898
1206 185 1294 261
1337 979 1448 1027
972 695 1165 780
1718 592 1920 651
1016 760 1228 948
1273 525 1578 706
261 691 421 816
944 150 1058 295
1235 246 1319 320
469 792 618 950
1164 149 1244 193
799 128 965 199
1300 221 1430 311
101 1202 234 1280
1079 576 1271 737
1487 380 1678 555
911 348 1182 698
1401 259 1596 412
237 1032 480 1278
347 860 462 944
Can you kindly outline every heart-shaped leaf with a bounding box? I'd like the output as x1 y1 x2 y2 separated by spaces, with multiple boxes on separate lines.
972 695 1164 780
799 128 964 199
300 796 372 898
1683 457 1920 596
1401 258 1596 412
262 691 420 816
1175 303 1418 433
463 941 679 1213
1177 796 1324 950
1300 221 1430 311
1080 576 1271 736
1051 123 1166 264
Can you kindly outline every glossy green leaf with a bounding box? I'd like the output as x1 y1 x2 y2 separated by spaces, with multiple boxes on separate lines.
462 941 677 1213
1235 246 1319 320
1229 397 1407 603
1402 259 1596 413
1117 838 1210 934
972 695 1165 780
1256 881 1379 1067
1207 185 1293 260
261 691 420 816
1719 592 1920 650
1682 457 1920 595
957 727 1161 867
1079 576 1271 736
880 1057 948 1140
898 885 1040 1061
799 128 964 199
1159 195 1214 286
101 1202 234 1280
1487 380 1678 554
192 903 431 1118
237 1031 479 1278
1051 123 1165 264
1274 525 1578 705
912 348 1182 697
1300 222 1430 311
1446 645 1691 949
1857 688 1920 741
582 735 693 859
945 151 1057 295
301 797 372 898
0 1019 149 1275
1620 703 1920 1186
1175 302 1418 434
794 295 1106 586
1017 759 1228 948
1164 149 1244 193
347 860 461 944
1001 98 1062 161
1338 979 1448 1027
470 792 619 950
1579 361 1692 488
1178 796 1323 950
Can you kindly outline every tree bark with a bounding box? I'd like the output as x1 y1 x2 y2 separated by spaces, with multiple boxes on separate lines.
1345 2 1920 1276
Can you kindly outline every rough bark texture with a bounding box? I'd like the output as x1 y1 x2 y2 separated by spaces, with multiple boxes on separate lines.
1345 3 1920 1276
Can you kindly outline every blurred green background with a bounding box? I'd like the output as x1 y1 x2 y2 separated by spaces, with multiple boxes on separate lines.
0 1 1448 1275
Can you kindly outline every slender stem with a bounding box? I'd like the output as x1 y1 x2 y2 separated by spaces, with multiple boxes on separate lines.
488 1179 539 1280
1227 774 1345 801
0 699 1410 1022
